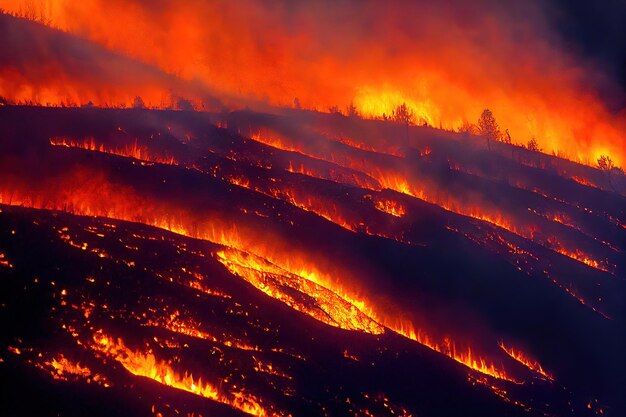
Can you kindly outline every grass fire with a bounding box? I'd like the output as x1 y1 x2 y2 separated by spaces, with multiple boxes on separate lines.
0 1 624 416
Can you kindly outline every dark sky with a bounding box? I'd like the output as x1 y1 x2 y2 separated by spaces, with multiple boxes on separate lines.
546 0 626 109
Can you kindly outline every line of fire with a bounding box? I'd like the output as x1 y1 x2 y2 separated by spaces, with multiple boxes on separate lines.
0 2 624 417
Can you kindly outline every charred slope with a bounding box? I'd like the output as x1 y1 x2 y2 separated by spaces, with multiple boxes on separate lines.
0 105 624 416
1 205 534 417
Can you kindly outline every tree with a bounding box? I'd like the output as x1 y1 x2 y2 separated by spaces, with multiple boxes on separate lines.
477 109 499 150
328 105 341 115
502 128 512 144
391 103 415 126
175 97 194 111
597 155 622 191
392 103 415 146
597 155 615 172
132 96 145 109
526 138 541 152
346 102 360 118
458 121 478 136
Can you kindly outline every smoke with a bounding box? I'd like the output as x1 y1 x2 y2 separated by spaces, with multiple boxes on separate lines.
0 0 624 164
0 11 221 108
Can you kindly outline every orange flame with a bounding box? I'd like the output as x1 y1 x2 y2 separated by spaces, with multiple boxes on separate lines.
91 332 278 416
1 0 624 165
50 137 177 165
498 342 553 380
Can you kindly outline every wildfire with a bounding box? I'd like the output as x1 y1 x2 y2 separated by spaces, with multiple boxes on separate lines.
49 137 177 165
215 249 384 334
143 308 258 352
373 198 406 218
39 354 110 386
382 320 519 383
91 332 279 416
251 130 611 273
571 176 600 189
0 168 541 384
2 0 625 165
547 238 612 273
498 342 553 381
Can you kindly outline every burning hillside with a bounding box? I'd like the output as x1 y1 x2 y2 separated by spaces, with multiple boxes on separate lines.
1 2 625 417
1 105 624 417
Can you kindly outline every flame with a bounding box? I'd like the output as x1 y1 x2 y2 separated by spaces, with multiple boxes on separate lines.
50 137 177 165
91 332 278 416
215 248 384 334
250 130 609 272
0 179 519 382
373 198 406 218
498 342 553 381
0 251 13 268
143 308 259 351
1 0 624 165
40 354 110 386
383 320 518 383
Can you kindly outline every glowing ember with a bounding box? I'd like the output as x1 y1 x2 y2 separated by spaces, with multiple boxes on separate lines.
39 354 111 386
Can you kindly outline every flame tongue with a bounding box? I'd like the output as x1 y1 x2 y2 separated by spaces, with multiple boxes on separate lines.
91 332 276 416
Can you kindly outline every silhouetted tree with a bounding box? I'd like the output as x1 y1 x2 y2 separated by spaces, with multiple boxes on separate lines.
392 103 415 125
132 96 145 109
526 138 541 152
597 155 622 191
328 105 341 115
502 128 512 144
293 97 301 110
392 103 415 145
458 121 478 136
175 97 194 111
346 102 360 118
477 109 499 150
597 155 615 172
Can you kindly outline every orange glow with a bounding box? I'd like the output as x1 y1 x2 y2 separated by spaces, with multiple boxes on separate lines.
250 130 609 273
39 354 111 386
216 248 384 334
570 176 600 189
91 332 278 416
498 342 553 380
1 1 624 165
0 251 13 268
50 137 177 165
383 320 519 383
0 178 518 382
144 308 259 351
373 198 406 218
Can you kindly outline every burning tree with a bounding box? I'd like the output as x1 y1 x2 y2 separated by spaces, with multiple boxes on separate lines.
132 96 146 109
526 138 541 152
346 102 360 118
597 155 623 192
392 103 415 126
458 121 478 136
597 155 615 172
328 105 342 115
478 109 500 150
392 103 415 145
